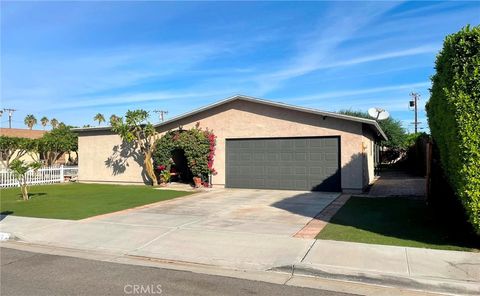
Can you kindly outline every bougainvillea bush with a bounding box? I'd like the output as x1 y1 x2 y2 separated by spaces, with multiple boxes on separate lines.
426 25 480 234
153 123 216 184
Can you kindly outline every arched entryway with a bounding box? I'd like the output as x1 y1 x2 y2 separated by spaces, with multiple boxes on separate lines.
170 148 193 183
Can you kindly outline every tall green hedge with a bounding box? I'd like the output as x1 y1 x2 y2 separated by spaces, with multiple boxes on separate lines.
426 25 480 234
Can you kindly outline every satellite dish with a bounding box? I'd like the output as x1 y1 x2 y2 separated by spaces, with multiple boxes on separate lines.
368 107 390 121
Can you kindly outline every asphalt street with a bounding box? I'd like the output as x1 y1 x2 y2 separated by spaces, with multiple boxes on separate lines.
1 247 355 296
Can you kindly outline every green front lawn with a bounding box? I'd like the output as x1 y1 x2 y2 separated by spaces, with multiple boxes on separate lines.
0 183 191 220
316 196 480 252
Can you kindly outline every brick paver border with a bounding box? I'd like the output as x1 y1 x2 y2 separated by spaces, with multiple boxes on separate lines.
293 194 351 239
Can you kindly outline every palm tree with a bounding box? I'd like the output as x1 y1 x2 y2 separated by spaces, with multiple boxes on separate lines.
24 114 37 130
40 116 49 130
94 113 105 126
109 114 119 125
50 118 59 129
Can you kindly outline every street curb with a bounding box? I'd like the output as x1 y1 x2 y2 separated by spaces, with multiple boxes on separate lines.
0 241 459 296
271 264 480 296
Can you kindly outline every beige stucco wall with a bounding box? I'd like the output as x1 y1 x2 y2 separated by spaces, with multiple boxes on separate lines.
78 100 369 191
78 131 146 184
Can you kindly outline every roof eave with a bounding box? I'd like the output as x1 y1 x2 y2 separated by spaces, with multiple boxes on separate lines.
72 126 113 132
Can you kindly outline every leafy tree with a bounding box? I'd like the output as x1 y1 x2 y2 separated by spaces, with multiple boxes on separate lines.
9 159 42 200
40 117 49 130
24 114 37 130
338 109 407 148
426 25 480 233
94 113 105 126
50 118 59 129
0 136 37 167
109 114 119 126
37 125 78 165
111 110 158 185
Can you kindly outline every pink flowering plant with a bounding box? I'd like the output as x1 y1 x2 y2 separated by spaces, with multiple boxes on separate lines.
153 123 216 186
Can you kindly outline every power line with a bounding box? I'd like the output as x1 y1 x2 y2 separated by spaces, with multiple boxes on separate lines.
2 108 17 129
409 93 421 133
153 110 168 122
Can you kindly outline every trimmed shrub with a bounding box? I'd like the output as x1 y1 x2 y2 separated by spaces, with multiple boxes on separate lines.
426 25 480 233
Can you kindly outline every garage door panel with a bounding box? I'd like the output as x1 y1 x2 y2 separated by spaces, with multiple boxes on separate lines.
280 152 293 161
325 152 338 161
253 141 265 149
325 138 338 146
308 138 325 147
265 140 277 149
294 167 307 175
295 180 308 188
309 152 324 161
265 179 280 187
294 153 307 161
294 139 307 148
226 137 340 191
265 153 278 161
254 179 265 187
253 154 265 161
309 167 324 175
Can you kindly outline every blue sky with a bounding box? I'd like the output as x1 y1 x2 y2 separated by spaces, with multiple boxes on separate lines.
1 1 479 132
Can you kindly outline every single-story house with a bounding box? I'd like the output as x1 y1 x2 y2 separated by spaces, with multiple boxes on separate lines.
74 95 386 193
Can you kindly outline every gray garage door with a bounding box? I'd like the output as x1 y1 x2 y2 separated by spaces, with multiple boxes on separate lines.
226 137 340 191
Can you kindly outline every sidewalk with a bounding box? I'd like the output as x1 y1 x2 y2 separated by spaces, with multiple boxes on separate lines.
283 240 480 295
1 214 479 295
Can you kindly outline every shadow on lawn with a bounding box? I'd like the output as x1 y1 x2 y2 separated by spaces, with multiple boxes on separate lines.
12 192 47 200
27 193 47 198
276 192 479 250
329 196 479 250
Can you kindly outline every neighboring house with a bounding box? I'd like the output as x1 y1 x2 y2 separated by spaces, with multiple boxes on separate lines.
0 128 46 169
0 128 77 168
74 95 387 193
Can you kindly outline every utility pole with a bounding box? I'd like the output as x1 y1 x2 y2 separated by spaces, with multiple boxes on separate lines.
3 108 17 129
409 93 420 133
153 110 168 122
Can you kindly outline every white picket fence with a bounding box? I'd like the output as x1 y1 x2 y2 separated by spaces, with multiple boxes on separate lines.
0 165 78 188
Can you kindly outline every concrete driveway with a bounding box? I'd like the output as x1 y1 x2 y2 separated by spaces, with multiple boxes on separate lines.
0 189 339 270
98 189 339 236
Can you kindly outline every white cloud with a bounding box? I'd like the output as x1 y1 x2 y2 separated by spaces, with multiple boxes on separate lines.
47 89 231 110
320 45 438 69
1 42 230 109
288 82 431 102
251 2 403 94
